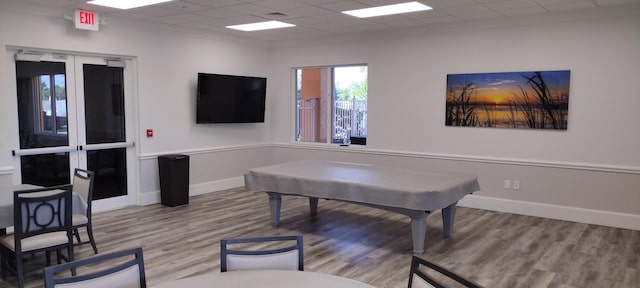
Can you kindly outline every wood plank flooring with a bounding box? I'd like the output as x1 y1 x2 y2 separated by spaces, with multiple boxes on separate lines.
3 187 639 288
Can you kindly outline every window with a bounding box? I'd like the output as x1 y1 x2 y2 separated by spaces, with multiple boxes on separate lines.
295 65 367 145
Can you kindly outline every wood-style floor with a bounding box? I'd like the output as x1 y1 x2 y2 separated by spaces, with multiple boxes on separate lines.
3 187 639 288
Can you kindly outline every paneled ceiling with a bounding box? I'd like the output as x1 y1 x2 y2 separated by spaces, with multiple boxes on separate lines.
12 0 640 41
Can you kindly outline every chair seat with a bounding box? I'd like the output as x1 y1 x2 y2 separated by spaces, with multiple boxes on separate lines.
411 274 435 288
0 231 69 252
73 214 88 225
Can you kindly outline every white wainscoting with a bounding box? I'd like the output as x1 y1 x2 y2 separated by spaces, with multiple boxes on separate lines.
458 195 640 231
104 143 640 231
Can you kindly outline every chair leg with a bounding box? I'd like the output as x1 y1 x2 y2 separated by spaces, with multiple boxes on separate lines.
74 227 82 243
86 224 98 254
56 249 63 264
68 244 76 276
46 250 51 266
16 255 24 288
1 251 6 280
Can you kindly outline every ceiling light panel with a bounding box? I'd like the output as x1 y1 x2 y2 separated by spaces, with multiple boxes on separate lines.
342 1 432 18
226 21 296 31
87 0 174 10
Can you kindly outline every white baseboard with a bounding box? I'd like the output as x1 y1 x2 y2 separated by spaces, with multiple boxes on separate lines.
139 176 245 206
458 195 640 231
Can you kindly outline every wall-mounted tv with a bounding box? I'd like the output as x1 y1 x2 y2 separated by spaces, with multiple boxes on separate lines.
196 73 266 123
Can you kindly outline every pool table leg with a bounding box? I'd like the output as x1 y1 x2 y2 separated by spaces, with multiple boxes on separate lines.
268 192 282 226
309 197 318 215
442 202 458 238
410 212 430 255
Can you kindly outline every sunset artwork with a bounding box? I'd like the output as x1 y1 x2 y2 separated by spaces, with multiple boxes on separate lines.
446 70 570 130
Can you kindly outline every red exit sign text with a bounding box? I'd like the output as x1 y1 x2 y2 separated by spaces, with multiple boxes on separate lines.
74 10 99 31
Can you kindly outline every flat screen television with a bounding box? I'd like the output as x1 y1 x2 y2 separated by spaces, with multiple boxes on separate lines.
196 73 266 123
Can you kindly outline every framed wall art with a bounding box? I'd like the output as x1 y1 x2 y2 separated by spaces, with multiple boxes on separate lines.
446 70 570 130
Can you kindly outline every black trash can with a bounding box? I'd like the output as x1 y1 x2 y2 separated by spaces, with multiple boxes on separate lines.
158 154 189 206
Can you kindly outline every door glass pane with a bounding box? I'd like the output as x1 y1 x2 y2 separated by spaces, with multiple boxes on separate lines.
20 153 70 186
87 148 127 200
16 61 68 149
83 64 125 144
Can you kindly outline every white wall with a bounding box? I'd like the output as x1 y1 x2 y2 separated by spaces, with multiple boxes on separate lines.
269 14 640 166
268 10 640 229
0 2 638 229
0 2 273 203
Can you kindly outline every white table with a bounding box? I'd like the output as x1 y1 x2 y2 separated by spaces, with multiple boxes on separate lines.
244 160 481 254
0 184 87 232
152 270 376 288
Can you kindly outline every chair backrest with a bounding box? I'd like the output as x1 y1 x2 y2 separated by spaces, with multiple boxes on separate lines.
72 168 94 215
43 247 146 288
220 235 303 272
408 256 481 288
14 184 74 251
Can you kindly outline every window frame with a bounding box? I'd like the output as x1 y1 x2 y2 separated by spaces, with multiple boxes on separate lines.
293 64 368 145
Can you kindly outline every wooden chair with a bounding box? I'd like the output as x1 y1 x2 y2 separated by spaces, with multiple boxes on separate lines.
408 256 481 288
220 235 303 272
71 168 98 254
44 247 146 288
0 184 74 288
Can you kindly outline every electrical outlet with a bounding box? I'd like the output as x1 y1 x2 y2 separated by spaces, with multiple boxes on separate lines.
504 180 511 189
513 180 520 190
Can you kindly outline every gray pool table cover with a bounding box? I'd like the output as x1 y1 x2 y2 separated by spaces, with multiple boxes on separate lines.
244 160 480 211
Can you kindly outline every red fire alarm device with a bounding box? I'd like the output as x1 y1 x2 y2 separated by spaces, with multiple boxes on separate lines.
146 129 153 137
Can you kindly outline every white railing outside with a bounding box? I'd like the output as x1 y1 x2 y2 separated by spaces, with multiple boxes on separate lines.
296 99 367 143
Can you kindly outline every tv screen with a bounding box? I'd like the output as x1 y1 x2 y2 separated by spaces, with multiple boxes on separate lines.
196 73 266 123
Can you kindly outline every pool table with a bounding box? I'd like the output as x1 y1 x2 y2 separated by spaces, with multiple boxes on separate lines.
244 160 480 254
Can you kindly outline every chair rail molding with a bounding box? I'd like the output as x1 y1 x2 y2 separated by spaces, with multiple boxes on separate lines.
273 142 640 174
0 166 13 176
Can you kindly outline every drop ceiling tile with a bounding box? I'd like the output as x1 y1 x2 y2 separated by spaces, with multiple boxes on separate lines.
417 15 462 24
218 14 273 25
277 5 334 18
481 0 541 10
541 1 597 12
72 3 121 13
534 0 592 4
355 0 409 6
422 0 478 9
148 12 211 24
497 5 548 16
158 1 210 12
318 0 372 12
224 3 278 15
295 0 345 4
192 7 244 18
126 5 181 16
182 0 240 8
593 0 640 6
443 3 503 20
253 0 309 10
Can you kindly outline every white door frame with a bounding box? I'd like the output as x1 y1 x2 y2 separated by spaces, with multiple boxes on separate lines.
9 48 138 211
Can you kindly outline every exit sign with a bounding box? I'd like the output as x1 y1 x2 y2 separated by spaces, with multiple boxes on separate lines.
74 10 99 31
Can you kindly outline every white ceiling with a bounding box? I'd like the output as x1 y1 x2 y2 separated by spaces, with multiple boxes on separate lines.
13 0 640 41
